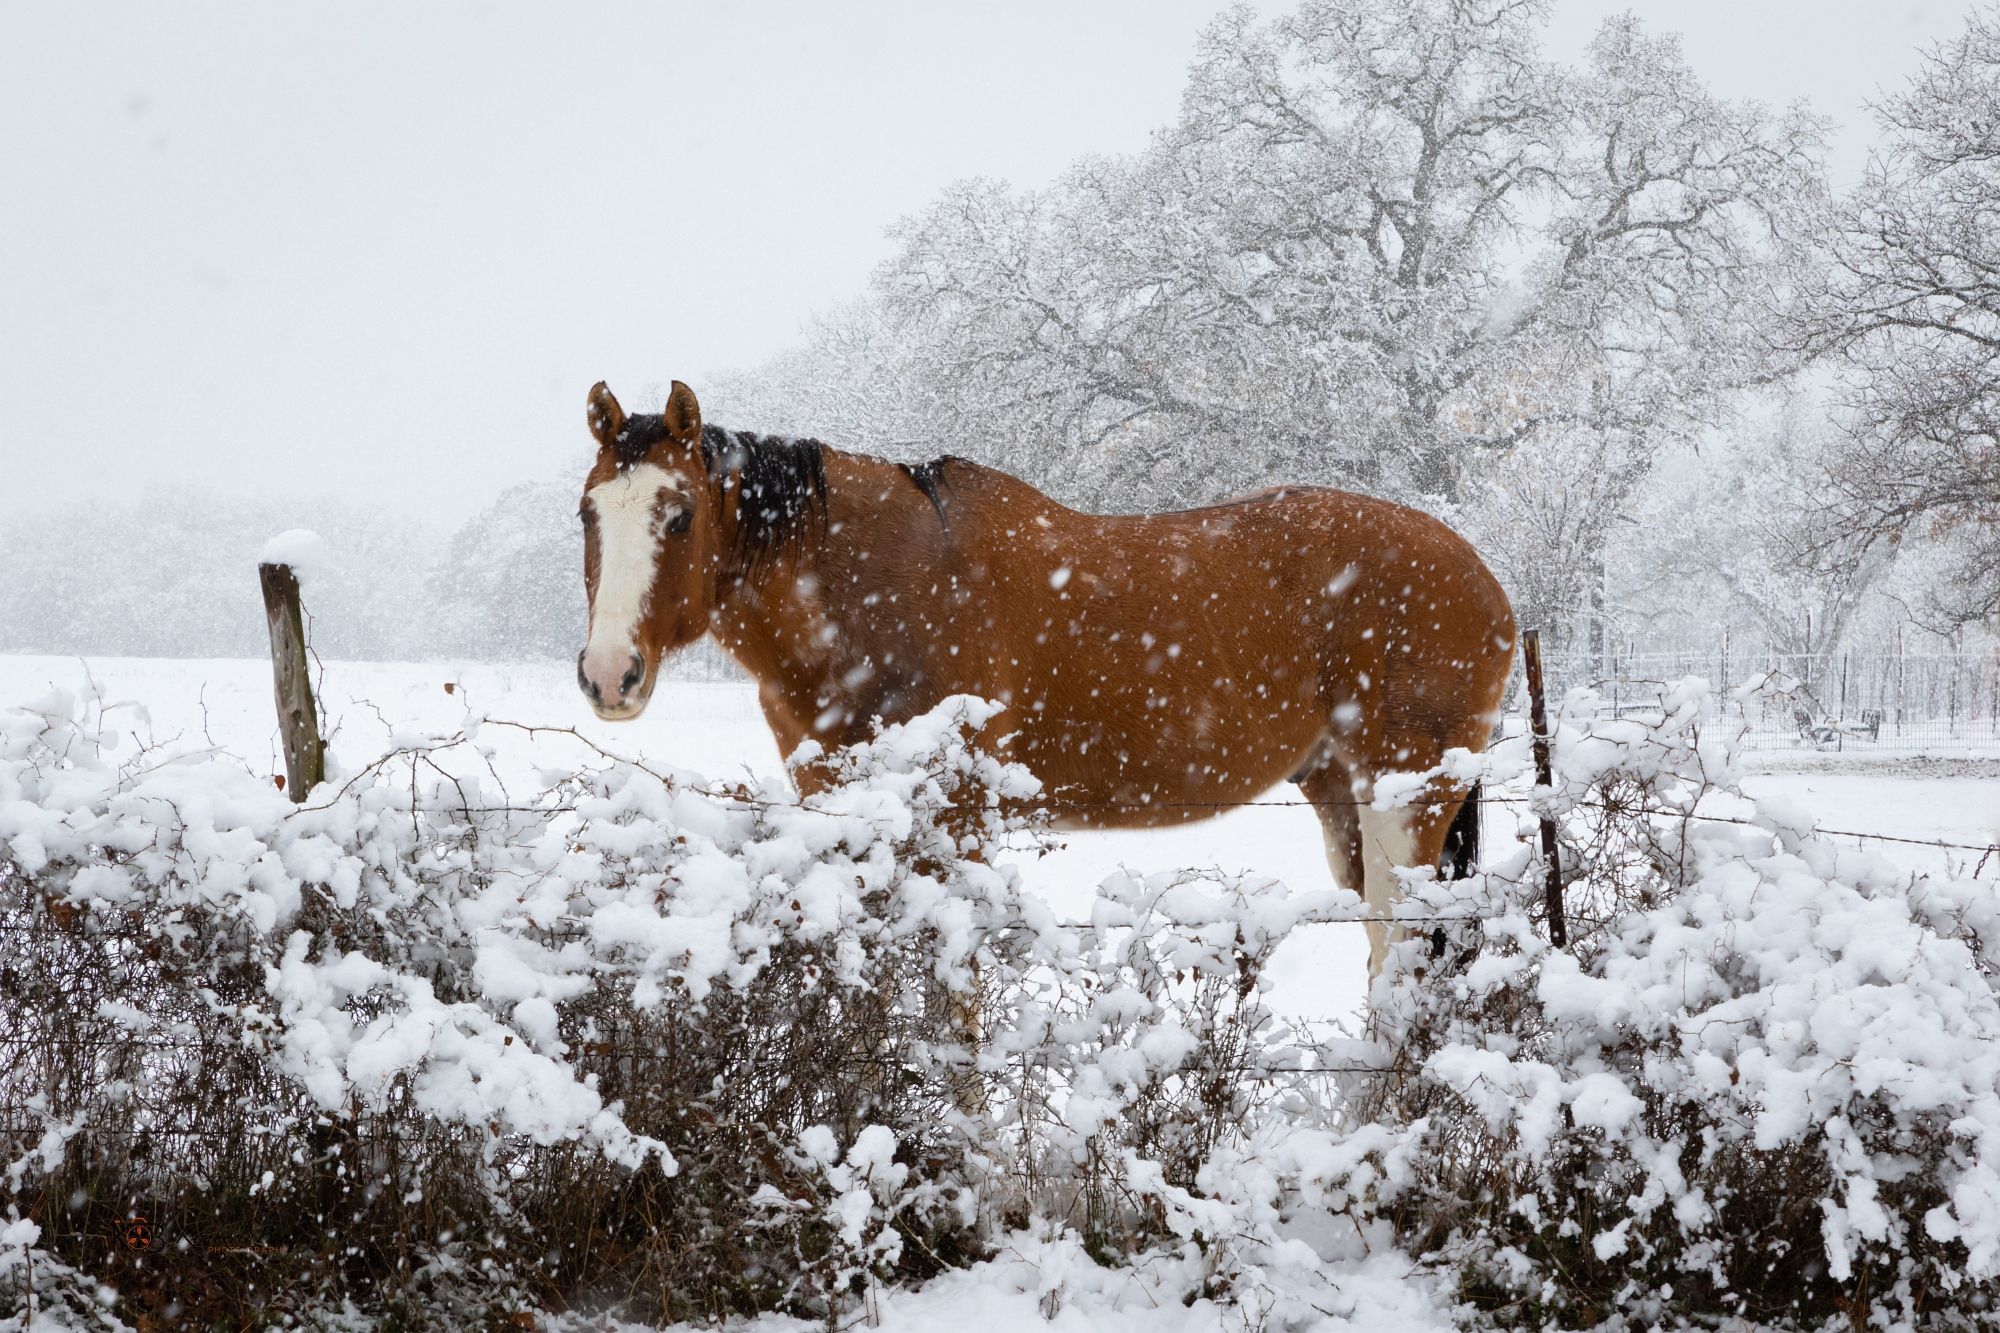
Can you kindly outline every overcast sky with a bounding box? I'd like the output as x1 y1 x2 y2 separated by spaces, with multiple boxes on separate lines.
0 1 1971 525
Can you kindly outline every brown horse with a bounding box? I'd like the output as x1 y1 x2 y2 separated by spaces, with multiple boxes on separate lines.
575 381 1517 973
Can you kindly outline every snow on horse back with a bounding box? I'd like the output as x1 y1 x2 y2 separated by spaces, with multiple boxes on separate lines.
573 379 1517 974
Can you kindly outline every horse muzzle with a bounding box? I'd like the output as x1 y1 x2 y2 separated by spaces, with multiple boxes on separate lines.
577 648 652 720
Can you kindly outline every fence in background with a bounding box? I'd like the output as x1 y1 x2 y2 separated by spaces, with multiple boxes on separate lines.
1554 644 2000 755
658 639 749 683
659 637 1999 755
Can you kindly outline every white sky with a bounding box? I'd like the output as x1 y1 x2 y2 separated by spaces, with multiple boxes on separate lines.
0 1 1972 523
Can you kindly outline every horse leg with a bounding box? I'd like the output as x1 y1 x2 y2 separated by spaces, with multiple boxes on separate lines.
1294 753 1373 959
1351 794 1458 971
1353 803 1412 978
1300 739 1471 977
1440 783 1481 880
1296 748 1408 984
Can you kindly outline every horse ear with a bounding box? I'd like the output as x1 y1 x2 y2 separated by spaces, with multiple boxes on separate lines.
663 380 702 445
586 382 626 449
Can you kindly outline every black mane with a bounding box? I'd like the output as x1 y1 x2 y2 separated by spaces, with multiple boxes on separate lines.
699 423 830 576
897 456 966 529
613 417 961 575
613 418 830 578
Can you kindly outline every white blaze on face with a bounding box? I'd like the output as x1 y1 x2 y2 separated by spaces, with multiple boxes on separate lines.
581 463 690 693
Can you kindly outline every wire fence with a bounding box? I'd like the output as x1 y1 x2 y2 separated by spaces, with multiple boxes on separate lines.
297 721 2000 869
1546 646 2000 756
662 641 2000 754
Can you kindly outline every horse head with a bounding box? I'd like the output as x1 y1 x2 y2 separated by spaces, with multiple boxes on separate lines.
575 380 719 720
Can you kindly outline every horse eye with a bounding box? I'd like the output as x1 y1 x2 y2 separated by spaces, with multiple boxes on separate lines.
667 510 693 535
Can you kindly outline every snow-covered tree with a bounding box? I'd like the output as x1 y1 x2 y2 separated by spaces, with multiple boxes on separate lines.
851 0 1824 515
1458 426 1646 663
1611 403 1895 658
704 300 959 457
430 479 584 661
1781 5 2000 629
0 492 440 659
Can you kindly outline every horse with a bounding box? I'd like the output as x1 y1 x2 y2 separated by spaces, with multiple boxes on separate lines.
574 380 1517 975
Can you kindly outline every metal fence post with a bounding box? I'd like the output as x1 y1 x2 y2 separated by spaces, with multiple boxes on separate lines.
1522 629 1567 949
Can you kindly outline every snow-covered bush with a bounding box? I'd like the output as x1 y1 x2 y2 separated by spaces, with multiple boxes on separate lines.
7 675 1995 1329
0 690 1049 1326
1351 679 2000 1326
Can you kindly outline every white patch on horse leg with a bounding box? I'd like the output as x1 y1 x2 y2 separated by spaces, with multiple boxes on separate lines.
1357 806 1417 979
581 463 690 692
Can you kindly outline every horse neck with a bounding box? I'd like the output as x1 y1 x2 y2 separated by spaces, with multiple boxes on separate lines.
707 447 873 688
711 549 812 680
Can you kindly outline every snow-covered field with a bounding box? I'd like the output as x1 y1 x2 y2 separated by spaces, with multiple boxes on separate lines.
6 653 1991 1038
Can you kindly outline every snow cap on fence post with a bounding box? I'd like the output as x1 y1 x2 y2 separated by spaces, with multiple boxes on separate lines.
258 528 329 585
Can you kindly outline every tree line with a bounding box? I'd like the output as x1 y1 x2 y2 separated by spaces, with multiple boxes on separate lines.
0 483 579 662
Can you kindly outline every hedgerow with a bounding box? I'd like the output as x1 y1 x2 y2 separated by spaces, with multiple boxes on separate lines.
2 680 1995 1329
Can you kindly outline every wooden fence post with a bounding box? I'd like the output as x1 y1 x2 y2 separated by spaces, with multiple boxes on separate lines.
259 562 324 801
1522 628 1567 949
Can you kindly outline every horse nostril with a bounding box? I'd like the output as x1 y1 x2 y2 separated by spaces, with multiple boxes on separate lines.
619 655 643 697
576 652 601 702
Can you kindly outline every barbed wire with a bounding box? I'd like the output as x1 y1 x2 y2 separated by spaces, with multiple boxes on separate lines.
44 704 1938 864
290 778 2000 861
0 907 1509 940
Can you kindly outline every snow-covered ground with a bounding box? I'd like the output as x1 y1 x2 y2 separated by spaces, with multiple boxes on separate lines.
5 654 1991 1038
576 1233 1456 1333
